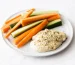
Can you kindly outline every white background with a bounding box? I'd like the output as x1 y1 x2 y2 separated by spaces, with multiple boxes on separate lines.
0 0 75 65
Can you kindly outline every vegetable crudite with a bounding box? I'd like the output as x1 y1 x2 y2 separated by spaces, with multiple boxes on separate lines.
4 8 35 38
1 8 65 49
9 14 60 28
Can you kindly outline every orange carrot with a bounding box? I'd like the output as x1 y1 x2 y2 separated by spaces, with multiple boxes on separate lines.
21 12 58 26
17 19 48 48
14 28 33 45
2 26 10 33
5 8 35 38
5 15 21 24
27 8 35 12
1 15 21 33
21 8 35 26
48 14 60 21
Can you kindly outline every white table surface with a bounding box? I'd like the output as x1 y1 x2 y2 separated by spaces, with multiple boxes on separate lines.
0 0 75 65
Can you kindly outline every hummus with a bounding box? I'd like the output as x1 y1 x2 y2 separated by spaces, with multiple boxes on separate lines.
30 29 67 52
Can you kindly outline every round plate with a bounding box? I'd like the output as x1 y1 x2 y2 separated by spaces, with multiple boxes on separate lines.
2 9 73 57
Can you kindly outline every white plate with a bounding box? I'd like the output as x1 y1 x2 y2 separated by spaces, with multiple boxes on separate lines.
2 9 73 57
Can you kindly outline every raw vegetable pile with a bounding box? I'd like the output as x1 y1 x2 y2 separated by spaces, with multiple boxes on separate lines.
1 8 62 48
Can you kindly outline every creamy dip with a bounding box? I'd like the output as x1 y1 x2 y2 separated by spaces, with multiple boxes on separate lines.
30 29 67 52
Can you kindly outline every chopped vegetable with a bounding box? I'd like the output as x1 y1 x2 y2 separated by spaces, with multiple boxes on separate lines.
21 8 35 26
46 19 62 29
11 21 42 38
10 22 18 28
2 26 10 33
17 19 48 48
31 11 58 16
5 15 21 24
48 14 60 21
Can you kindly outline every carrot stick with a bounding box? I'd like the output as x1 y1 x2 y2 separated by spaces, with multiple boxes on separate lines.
48 14 60 21
5 15 21 24
2 26 10 33
21 8 35 26
14 28 34 45
17 19 48 48
5 8 35 38
1 15 21 33
21 12 58 26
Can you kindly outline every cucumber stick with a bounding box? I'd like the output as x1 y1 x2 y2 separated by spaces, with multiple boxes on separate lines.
10 22 17 28
10 22 22 29
46 19 62 29
31 11 58 16
11 21 42 37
